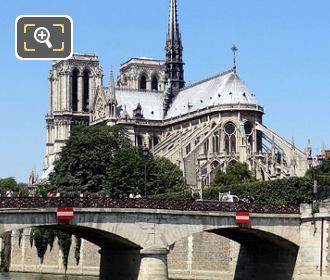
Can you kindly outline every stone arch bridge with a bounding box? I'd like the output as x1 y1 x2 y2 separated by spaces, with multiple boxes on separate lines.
0 198 327 280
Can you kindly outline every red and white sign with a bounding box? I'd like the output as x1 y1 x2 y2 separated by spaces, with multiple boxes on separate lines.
235 212 250 224
57 207 74 221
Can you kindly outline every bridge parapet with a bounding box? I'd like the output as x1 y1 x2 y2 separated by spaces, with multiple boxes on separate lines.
0 197 300 214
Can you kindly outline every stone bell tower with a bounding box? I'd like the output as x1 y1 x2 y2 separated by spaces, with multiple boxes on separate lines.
43 54 103 174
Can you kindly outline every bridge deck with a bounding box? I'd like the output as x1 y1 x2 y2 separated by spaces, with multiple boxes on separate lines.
0 198 300 214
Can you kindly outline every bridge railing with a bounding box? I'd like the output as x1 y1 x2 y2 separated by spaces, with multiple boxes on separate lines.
0 198 300 214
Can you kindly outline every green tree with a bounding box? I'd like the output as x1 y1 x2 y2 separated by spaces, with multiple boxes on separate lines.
49 125 186 197
205 176 313 205
212 162 255 186
306 158 330 199
49 125 130 195
102 146 185 197
0 177 28 196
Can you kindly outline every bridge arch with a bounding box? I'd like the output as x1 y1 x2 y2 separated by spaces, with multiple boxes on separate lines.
37 224 142 250
3 224 144 280
167 226 298 280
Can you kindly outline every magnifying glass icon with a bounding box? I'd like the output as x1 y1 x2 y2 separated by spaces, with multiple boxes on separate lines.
34 27 53 49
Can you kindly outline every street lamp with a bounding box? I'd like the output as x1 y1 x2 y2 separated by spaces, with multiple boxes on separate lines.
142 145 149 197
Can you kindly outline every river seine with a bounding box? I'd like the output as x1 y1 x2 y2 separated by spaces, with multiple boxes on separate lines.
0 273 98 280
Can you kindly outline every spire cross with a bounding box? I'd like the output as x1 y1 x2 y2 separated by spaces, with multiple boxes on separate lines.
231 44 238 72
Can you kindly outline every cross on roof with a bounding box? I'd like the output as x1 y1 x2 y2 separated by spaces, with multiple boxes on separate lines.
231 44 238 72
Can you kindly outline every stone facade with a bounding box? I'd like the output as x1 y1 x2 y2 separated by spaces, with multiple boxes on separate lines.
117 58 166 92
42 54 103 177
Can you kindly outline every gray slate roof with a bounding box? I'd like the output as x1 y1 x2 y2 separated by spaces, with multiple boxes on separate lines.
113 69 259 121
165 70 259 119
116 90 164 120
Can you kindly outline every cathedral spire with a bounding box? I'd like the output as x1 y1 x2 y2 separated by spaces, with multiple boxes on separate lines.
165 0 185 95
168 0 180 43
109 67 115 94
108 67 117 119
109 67 116 103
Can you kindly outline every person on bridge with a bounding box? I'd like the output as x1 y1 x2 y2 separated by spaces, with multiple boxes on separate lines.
6 189 13 198
135 193 142 199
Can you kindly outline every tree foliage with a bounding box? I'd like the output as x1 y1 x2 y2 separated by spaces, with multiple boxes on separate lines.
208 158 330 205
0 177 28 196
212 162 256 186
103 145 185 197
49 125 186 197
306 158 330 200
206 176 313 205
49 125 130 195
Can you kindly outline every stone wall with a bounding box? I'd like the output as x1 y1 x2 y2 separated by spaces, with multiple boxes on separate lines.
8 229 240 279
294 203 330 280
10 228 100 276
168 232 240 280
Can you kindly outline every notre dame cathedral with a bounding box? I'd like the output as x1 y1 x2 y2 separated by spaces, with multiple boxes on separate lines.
42 0 313 190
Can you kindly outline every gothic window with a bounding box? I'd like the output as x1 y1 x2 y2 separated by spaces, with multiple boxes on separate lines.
257 130 263 153
139 75 147 90
136 135 143 146
213 131 220 153
149 136 159 148
152 76 158 91
244 121 253 147
71 69 79 112
204 139 209 155
153 136 159 146
83 69 90 112
224 122 236 154
186 143 191 155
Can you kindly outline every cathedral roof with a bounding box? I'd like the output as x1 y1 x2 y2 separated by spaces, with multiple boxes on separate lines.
92 69 261 123
116 90 164 120
165 69 260 119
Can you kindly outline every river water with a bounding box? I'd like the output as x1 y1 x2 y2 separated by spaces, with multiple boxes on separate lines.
0 273 98 280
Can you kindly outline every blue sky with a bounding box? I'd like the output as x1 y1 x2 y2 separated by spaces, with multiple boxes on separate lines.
1 0 329 182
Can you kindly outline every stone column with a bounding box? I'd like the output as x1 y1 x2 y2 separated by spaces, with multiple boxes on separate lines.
49 77 53 114
146 79 151 91
99 249 141 280
219 128 224 152
252 127 257 154
58 74 62 111
55 78 59 111
66 72 70 111
78 75 83 112
61 73 66 110
138 247 169 280
89 76 93 111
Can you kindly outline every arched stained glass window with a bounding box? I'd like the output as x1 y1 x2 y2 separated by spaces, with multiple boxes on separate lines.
224 122 236 154
140 75 147 90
